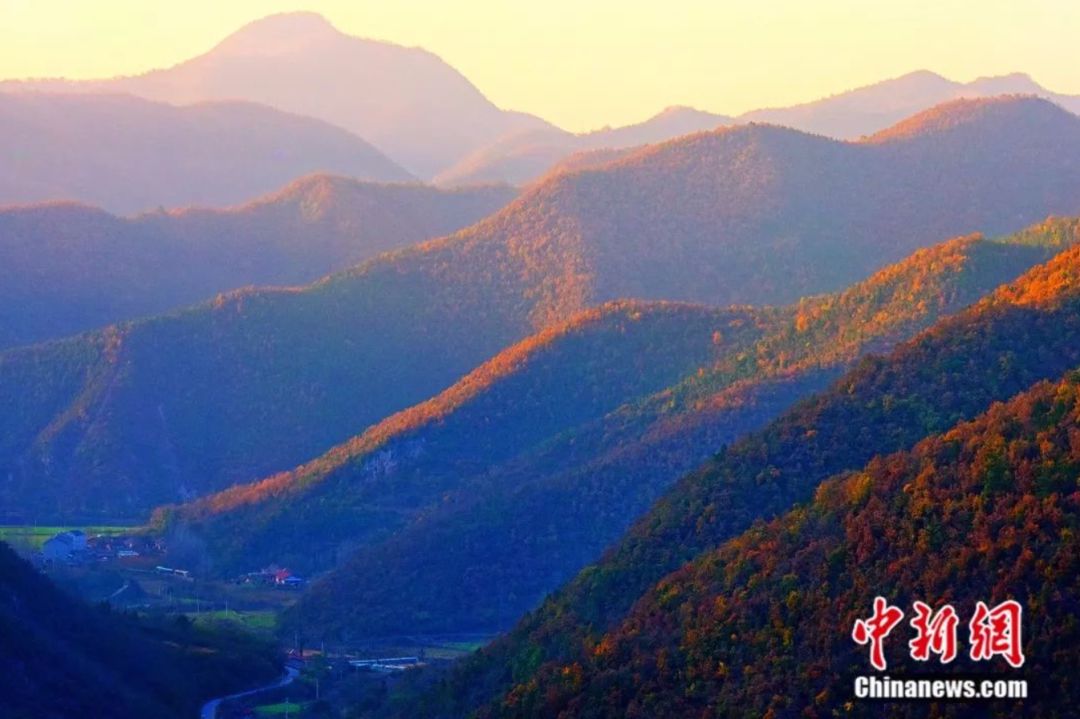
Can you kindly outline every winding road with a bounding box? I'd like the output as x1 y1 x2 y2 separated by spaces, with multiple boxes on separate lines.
200 666 299 719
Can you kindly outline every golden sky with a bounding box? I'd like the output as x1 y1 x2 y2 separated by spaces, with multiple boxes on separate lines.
1 0 1078 132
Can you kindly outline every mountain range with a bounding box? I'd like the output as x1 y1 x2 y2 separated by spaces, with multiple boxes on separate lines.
2 96 1080 523
474 368 1080 718
0 12 553 178
0 91 413 213
167 224 1059 641
0 174 515 349
6 10 1080 719
434 105 732 187
6 12 1079 190
743 69 1080 138
438 70 1080 187
405 219 1080 718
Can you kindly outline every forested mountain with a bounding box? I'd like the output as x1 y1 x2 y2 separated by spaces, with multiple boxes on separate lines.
478 371 1080 718
2 97 1079 521
401 219 1080 718
0 542 278 719
0 12 553 177
0 175 515 349
0 92 412 213
160 301 776 569
172 223 1064 641
434 106 730 187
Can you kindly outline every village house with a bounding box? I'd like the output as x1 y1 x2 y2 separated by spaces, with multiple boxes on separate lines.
238 564 305 588
274 568 305 588
41 530 88 562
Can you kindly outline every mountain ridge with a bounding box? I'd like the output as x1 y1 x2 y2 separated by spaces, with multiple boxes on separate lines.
161 223 1069 641
3 97 1080 519
0 12 555 177
487 370 1080 717
405 219 1080 718
0 173 516 349
0 91 414 213
439 71 1080 187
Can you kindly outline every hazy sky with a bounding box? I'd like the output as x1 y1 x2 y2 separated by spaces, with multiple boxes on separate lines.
1 0 1078 132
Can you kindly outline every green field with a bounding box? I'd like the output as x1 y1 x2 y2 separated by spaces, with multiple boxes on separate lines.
191 609 278 633
254 701 306 716
0 525 134 549
438 639 488 653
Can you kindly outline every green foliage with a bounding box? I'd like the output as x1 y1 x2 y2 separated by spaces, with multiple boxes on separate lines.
0 525 131 549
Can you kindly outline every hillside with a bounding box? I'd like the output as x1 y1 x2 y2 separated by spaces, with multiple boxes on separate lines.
0 175 515 348
159 300 777 569
434 106 730 187
446 95 1080 312
0 12 553 177
3 97 1080 519
481 371 1080 718
0 91 412 213
0 542 278 719
179 224 1064 639
403 219 1080 718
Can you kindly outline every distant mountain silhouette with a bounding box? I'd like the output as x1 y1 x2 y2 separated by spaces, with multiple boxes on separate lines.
0 174 515 348
435 106 731 186
438 71 1080 187
742 69 1080 138
3 97 1080 519
1 12 554 177
0 91 412 213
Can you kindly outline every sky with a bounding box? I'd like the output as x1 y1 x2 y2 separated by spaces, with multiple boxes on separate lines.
1 0 1078 132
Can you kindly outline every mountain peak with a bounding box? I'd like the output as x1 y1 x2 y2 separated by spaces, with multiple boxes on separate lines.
654 105 700 118
212 12 344 55
892 69 951 85
967 71 1044 95
865 94 1072 143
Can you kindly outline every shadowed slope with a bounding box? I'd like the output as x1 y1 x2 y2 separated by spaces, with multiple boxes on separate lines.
403 219 1080 719
159 301 775 570
0 175 516 349
169 223 1066 641
0 542 278 718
